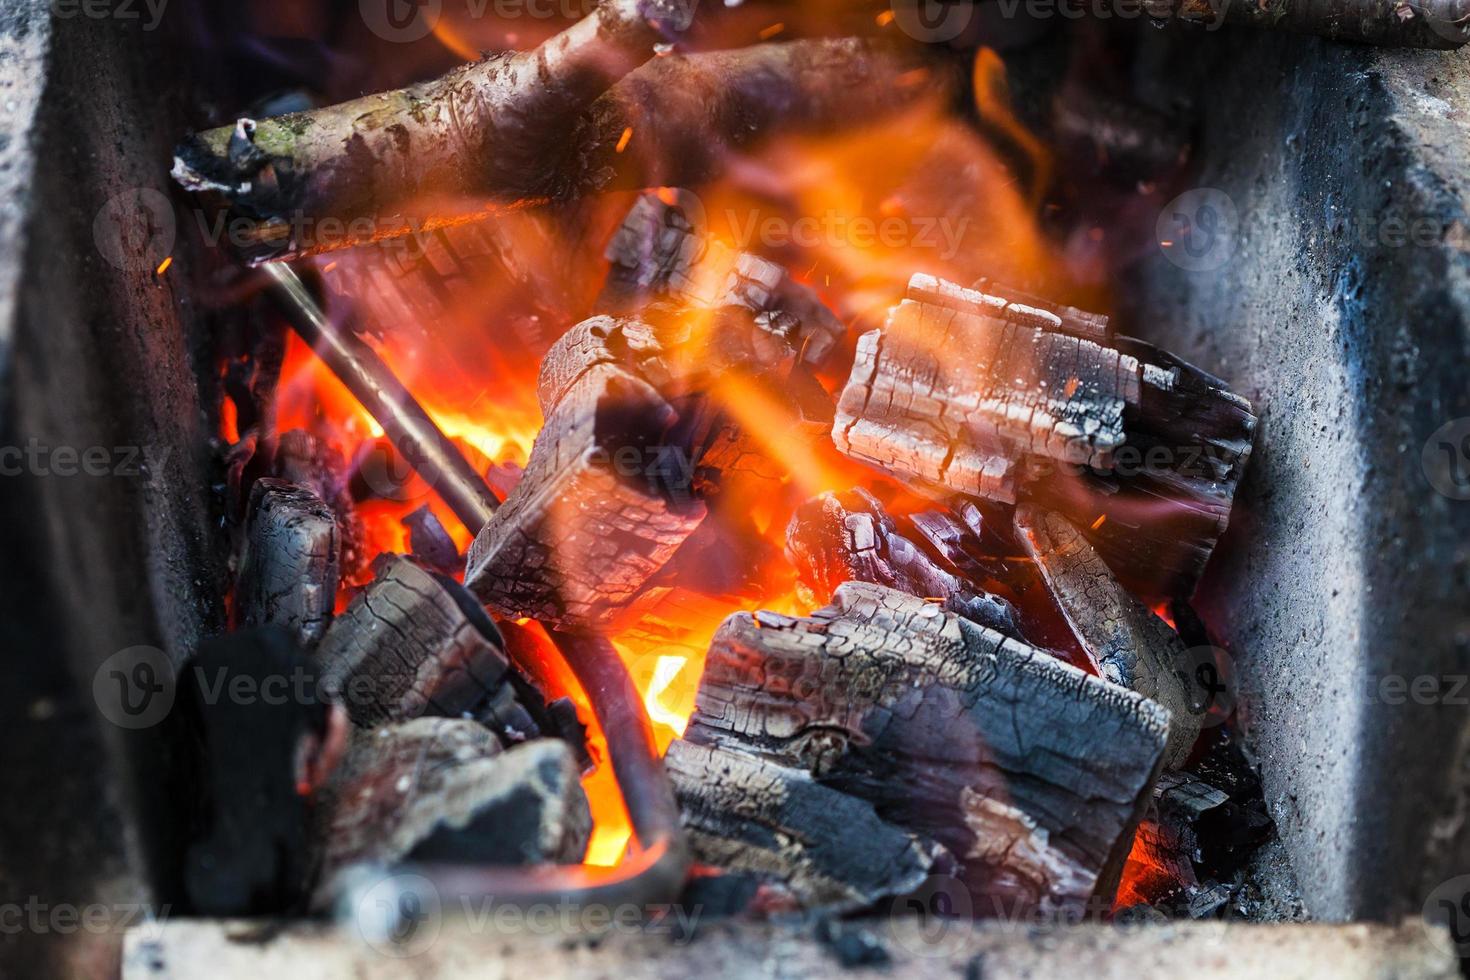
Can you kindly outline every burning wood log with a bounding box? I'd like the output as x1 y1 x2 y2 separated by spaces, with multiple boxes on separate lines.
314 720 590 897
785 487 1021 636
174 26 932 263
467 299 831 628
672 582 1170 915
1013 506 1204 768
832 274 1254 600
314 556 550 747
600 191 846 369
464 354 708 628
236 478 340 648
663 739 945 910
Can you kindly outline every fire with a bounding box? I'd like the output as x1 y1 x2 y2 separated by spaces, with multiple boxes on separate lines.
238 36 1072 872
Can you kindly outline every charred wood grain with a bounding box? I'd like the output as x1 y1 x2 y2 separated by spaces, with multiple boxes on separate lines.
1014 506 1202 768
314 556 545 746
680 582 1169 915
600 191 845 369
664 739 943 911
833 274 1254 599
785 487 1021 636
314 720 590 896
236 478 339 648
465 357 707 628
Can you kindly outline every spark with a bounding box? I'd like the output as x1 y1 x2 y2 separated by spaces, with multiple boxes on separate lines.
154 256 173 276
616 127 634 153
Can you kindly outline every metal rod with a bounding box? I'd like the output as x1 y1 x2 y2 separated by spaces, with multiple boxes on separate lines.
261 262 500 533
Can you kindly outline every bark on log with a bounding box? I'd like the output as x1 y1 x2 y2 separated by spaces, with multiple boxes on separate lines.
314 556 548 746
1013 506 1203 767
663 739 944 911
677 582 1169 915
236 478 340 648
785 487 1021 636
314 720 590 898
833 274 1255 599
600 191 845 369
173 32 932 263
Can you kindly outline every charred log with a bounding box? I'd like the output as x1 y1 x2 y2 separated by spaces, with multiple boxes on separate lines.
402 505 461 576
236 478 339 648
1014 506 1203 768
314 720 590 894
663 739 944 911
314 556 549 746
833 274 1254 599
468 304 831 628
785 487 1021 636
677 582 1169 915
464 357 707 628
600 191 845 368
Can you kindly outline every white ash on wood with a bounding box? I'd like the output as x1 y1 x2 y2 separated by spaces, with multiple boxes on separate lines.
672 582 1170 916
833 274 1254 599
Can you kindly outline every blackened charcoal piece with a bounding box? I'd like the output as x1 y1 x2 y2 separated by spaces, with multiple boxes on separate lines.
679 583 1169 916
601 191 845 369
314 556 543 748
664 740 944 912
313 721 590 894
1014 506 1203 768
182 627 330 915
402 505 461 576
237 479 339 648
785 488 1020 636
